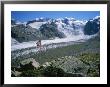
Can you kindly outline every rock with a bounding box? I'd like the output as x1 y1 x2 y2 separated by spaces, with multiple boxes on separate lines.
58 58 62 61
42 62 51 67
20 58 40 70
11 70 22 77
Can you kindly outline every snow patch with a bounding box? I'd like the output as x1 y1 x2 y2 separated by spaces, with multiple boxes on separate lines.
29 22 46 29
93 16 100 20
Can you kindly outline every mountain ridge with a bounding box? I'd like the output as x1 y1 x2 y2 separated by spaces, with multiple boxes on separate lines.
11 16 100 43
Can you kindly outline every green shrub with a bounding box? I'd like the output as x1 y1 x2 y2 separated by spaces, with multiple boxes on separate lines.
78 53 100 77
43 66 65 77
20 66 67 77
20 70 41 77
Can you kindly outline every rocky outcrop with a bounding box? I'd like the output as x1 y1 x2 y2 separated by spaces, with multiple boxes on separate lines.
51 56 89 76
11 70 22 77
20 58 40 70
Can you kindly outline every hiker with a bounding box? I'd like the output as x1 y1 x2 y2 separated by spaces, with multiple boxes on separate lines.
36 39 47 52
36 40 41 48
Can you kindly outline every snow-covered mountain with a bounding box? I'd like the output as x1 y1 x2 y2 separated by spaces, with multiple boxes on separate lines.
55 17 87 37
25 17 87 38
84 16 100 35
11 16 100 43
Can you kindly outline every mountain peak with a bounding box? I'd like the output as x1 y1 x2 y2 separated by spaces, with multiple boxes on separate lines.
93 16 100 20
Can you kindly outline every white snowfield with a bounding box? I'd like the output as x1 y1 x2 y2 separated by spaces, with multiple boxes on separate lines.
11 34 96 51
29 22 46 29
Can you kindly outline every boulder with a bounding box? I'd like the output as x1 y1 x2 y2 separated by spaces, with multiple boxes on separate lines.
20 58 40 70
11 70 22 77
42 62 51 67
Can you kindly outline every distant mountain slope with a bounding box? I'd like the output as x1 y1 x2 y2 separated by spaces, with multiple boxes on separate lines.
11 24 44 42
84 16 100 35
39 21 65 39
55 17 86 37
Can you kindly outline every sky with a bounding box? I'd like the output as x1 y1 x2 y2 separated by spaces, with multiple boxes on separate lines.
11 11 100 22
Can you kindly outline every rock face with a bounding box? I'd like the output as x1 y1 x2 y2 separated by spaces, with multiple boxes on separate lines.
11 24 43 42
20 58 40 70
39 22 65 39
84 16 100 35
